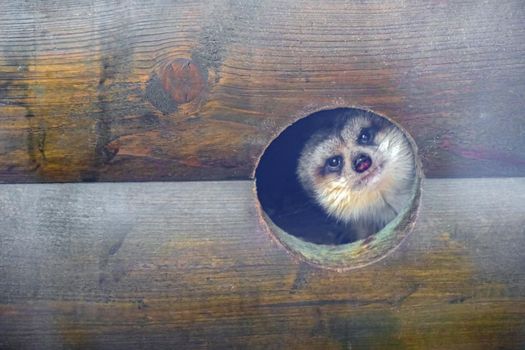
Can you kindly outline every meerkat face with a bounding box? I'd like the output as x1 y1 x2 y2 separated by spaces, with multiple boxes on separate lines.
297 112 415 224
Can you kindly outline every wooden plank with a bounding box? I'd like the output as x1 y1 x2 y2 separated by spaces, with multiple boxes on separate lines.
1 178 524 349
1 0 525 183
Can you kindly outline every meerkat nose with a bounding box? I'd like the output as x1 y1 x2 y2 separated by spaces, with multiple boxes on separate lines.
353 153 372 173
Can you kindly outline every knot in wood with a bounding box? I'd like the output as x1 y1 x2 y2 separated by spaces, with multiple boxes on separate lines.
160 58 205 104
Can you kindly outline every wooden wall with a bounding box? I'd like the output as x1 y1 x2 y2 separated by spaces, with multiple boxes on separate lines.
1 179 524 349
1 0 525 349
1 0 524 183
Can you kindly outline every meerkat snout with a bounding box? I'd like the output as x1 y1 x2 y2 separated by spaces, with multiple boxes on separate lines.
353 153 372 173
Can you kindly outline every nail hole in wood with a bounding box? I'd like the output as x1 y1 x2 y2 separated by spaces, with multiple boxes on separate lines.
255 107 422 270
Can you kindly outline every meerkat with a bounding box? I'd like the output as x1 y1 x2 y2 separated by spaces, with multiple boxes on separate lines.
296 110 416 242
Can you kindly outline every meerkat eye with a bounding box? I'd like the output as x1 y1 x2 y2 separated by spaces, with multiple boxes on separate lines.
325 155 343 172
357 128 375 145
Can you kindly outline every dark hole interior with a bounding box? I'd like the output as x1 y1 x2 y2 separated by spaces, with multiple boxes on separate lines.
255 107 415 245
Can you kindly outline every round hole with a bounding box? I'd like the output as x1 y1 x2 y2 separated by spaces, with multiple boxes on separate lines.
255 107 422 270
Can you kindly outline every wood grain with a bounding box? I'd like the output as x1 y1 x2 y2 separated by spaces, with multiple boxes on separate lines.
1 178 524 349
1 0 524 183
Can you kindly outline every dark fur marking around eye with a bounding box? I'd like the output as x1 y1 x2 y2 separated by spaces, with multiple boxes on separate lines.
320 155 343 176
357 126 378 145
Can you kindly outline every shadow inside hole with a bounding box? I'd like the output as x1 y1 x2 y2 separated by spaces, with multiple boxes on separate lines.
255 108 416 246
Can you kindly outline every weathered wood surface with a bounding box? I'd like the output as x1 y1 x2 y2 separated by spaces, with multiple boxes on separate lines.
1 178 524 349
1 0 525 183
